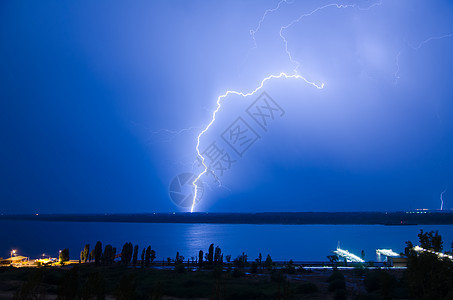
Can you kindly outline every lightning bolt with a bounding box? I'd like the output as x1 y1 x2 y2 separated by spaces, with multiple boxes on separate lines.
393 48 404 83
440 188 447 211
190 0 383 212
190 73 324 212
279 1 382 73
394 34 453 83
148 126 202 143
151 127 201 136
408 34 453 51
250 0 290 50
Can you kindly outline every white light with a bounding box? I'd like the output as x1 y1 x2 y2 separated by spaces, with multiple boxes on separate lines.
191 72 324 212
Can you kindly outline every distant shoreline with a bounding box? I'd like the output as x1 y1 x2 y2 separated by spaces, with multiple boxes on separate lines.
2 211 453 225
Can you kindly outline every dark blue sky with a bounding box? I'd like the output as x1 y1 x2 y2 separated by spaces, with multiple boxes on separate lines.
1 0 453 213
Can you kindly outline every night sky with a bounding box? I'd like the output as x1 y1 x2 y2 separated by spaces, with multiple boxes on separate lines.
1 0 453 213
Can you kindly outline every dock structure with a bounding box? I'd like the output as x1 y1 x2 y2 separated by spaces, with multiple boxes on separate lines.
376 249 399 257
333 247 364 263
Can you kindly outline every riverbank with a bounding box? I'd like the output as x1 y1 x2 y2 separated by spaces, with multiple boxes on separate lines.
2 211 453 225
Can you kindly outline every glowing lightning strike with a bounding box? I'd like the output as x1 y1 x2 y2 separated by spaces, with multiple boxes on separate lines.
150 126 202 142
190 0 383 212
250 0 289 50
150 127 201 136
394 34 453 83
280 3 354 73
409 34 453 51
191 72 324 212
279 1 382 73
440 188 447 211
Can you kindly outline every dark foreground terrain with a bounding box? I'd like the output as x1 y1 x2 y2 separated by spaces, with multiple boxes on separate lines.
1 264 408 300
2 211 453 225
3 229 453 299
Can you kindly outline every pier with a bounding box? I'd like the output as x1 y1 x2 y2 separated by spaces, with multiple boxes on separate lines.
333 247 364 263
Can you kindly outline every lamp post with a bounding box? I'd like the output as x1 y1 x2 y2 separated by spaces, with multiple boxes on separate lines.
11 249 16 258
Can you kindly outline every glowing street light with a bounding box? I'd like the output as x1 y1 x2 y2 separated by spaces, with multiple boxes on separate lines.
11 249 16 258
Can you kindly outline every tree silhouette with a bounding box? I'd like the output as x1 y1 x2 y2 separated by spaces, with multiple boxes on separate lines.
132 245 139 265
175 252 184 264
145 246 151 267
264 254 273 271
406 231 453 298
94 241 102 265
103 244 114 264
214 246 222 265
150 249 156 264
121 242 133 265
141 248 145 267
59 248 69 263
206 244 214 265
198 250 203 268
80 244 89 263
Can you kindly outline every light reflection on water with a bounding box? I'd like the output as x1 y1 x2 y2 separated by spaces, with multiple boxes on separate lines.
1 221 453 262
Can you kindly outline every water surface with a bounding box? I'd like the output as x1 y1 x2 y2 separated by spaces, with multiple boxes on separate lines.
1 220 452 262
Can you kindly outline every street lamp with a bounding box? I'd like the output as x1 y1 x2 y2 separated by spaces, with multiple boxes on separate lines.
11 249 16 258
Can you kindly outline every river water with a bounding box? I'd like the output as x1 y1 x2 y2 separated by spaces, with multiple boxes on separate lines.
1 220 452 262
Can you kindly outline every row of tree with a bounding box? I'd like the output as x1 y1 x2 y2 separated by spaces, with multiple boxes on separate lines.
79 242 156 266
197 244 224 267
168 244 275 272
79 241 279 272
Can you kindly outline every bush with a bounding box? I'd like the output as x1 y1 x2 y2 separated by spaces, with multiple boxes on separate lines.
233 253 248 269
270 270 285 283
354 265 366 276
81 272 105 299
14 269 45 299
228 288 262 299
295 282 319 294
212 265 223 278
250 262 258 274
175 263 185 273
232 268 243 278
364 271 380 293
115 274 136 299
334 289 347 300
327 271 345 282
284 260 296 274
298 266 312 273
364 269 397 298
328 279 346 292
57 267 79 299
357 293 381 300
